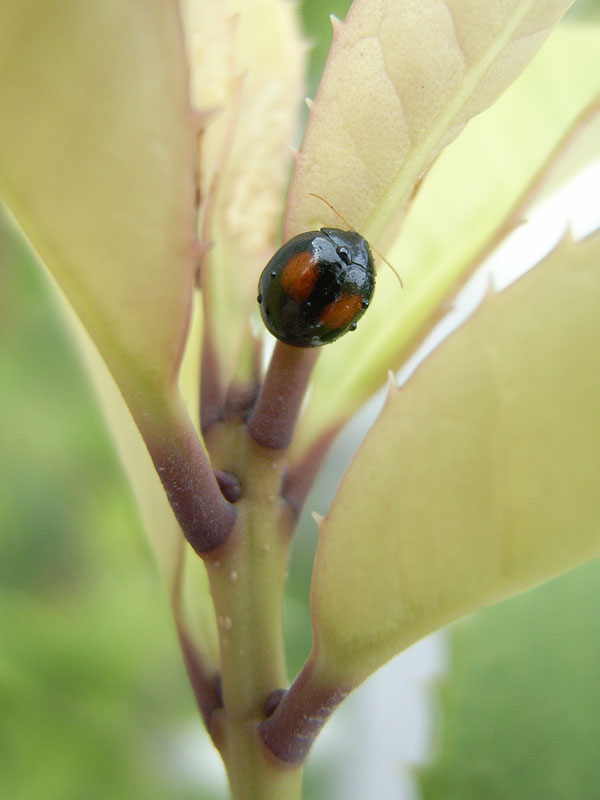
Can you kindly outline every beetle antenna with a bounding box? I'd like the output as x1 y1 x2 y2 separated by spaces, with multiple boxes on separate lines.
371 247 404 288
308 192 353 230
307 192 403 288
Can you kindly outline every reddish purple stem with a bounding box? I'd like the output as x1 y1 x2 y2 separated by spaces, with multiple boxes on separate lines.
140 402 237 554
247 342 319 450
260 662 349 763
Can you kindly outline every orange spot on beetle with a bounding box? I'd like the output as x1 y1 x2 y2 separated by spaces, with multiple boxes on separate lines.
281 251 319 303
319 294 363 329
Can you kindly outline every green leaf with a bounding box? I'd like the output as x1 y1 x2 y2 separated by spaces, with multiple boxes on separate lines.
419 559 600 800
309 231 600 688
290 23 600 465
0 0 196 412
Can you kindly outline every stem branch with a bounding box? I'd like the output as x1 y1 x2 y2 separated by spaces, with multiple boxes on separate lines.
260 657 350 764
139 394 236 553
247 343 318 449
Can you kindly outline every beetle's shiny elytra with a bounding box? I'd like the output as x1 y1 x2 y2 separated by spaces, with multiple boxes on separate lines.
257 228 375 348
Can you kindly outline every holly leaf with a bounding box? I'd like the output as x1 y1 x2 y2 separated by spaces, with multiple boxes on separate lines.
0 0 196 416
188 0 305 419
285 0 576 243
290 23 600 469
309 231 600 689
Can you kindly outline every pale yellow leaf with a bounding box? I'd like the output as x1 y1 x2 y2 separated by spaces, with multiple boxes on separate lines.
50 282 218 664
310 231 600 687
0 0 196 414
0 1 221 655
290 23 600 468
284 0 575 245
187 0 306 411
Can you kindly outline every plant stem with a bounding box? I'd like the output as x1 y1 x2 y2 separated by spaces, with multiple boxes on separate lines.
260 656 350 764
204 422 303 799
215 718 304 800
133 391 236 553
246 342 318 449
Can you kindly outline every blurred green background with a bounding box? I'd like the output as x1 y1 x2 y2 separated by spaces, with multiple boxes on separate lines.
2 1 600 798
